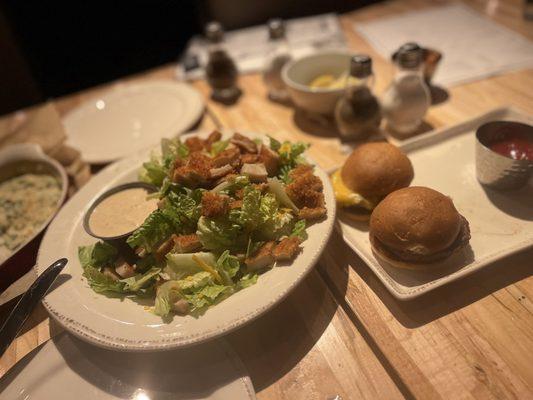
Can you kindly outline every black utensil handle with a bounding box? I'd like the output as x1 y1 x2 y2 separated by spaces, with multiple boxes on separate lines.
0 258 67 357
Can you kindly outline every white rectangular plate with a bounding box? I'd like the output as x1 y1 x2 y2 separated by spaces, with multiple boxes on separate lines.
338 107 533 299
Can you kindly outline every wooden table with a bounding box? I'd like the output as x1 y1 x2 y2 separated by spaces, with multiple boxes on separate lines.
1 1 532 399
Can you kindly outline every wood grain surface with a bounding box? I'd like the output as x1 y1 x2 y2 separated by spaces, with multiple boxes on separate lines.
1 1 532 399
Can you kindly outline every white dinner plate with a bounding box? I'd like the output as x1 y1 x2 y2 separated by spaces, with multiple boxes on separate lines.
63 81 204 164
337 107 533 299
36 131 336 350
0 333 255 399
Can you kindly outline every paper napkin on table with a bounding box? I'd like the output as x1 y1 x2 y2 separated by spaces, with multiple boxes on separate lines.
0 103 90 192
177 13 347 80
354 4 533 86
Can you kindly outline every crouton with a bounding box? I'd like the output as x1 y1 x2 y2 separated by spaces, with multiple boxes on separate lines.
229 199 243 210
173 234 202 253
286 175 324 208
259 145 280 176
241 153 259 164
213 147 241 168
241 163 268 183
245 242 275 271
155 236 176 261
185 136 205 152
173 152 212 187
299 206 327 220
289 164 314 179
201 192 229 217
205 130 222 150
273 237 302 261
231 133 257 153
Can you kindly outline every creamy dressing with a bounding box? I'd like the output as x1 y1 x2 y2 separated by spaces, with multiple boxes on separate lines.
89 188 158 237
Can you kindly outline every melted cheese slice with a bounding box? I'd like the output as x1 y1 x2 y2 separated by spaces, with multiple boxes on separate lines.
331 169 376 210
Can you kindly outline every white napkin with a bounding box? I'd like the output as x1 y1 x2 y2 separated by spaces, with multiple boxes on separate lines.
354 4 533 86
178 13 347 80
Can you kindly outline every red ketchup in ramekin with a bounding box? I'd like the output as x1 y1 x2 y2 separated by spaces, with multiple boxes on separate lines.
489 133 533 161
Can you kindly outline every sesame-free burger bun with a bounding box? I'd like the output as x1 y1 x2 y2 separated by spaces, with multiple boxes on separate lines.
370 187 463 255
340 142 414 198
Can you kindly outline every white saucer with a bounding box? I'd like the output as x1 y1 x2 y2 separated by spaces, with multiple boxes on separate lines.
63 81 204 164
0 333 255 400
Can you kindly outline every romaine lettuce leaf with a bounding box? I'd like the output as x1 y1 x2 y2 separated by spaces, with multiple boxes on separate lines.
139 155 167 187
216 250 241 285
269 136 281 152
184 284 230 314
126 210 174 252
161 138 189 165
154 271 228 317
165 252 216 280
121 267 161 292
258 208 294 241
197 216 245 252
210 140 229 156
211 175 250 195
82 266 125 294
139 139 188 187
230 186 262 229
78 242 118 269
236 273 258 289
154 280 181 317
290 219 308 241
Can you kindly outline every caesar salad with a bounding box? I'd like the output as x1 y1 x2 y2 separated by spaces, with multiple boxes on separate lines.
79 131 327 319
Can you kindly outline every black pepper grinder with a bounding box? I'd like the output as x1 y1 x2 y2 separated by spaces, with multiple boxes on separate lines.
334 55 382 141
204 21 240 103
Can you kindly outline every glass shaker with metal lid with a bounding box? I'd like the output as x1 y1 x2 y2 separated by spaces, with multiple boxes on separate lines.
381 42 430 135
204 21 240 102
263 18 292 102
334 55 382 141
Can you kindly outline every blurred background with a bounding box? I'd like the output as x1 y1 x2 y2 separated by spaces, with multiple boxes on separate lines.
0 0 378 116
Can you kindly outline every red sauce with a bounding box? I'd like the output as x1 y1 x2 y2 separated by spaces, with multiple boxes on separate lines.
489 133 533 161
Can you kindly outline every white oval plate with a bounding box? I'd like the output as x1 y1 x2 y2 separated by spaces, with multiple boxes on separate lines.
37 131 336 351
0 333 255 399
63 81 204 164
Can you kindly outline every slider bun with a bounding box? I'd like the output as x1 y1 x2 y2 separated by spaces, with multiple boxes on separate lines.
370 187 461 254
341 142 414 198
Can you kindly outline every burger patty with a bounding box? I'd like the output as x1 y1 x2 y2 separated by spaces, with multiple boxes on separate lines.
370 215 471 264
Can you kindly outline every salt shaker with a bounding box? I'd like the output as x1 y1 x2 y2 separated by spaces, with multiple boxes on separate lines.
382 43 430 135
334 55 381 141
263 19 292 102
204 22 239 102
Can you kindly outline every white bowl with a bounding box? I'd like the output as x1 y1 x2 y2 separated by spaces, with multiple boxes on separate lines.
282 51 352 115
0 144 68 267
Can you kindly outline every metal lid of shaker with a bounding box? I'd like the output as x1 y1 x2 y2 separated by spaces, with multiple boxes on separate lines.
267 18 286 40
396 42 423 68
349 54 372 78
205 21 224 43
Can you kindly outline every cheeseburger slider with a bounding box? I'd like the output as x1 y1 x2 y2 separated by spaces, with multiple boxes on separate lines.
332 142 414 221
369 187 471 269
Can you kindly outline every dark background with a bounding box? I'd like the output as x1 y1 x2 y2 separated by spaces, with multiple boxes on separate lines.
0 0 378 116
